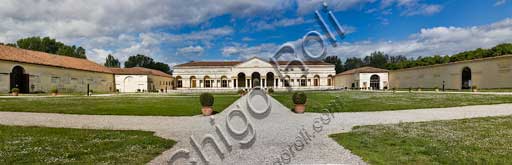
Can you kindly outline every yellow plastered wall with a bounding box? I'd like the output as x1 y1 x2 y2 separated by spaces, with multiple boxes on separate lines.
389 55 512 89
0 60 114 93
148 75 173 92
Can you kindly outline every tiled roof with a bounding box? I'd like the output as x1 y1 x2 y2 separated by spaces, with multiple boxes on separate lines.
110 67 172 78
336 66 389 76
0 45 112 73
174 59 332 67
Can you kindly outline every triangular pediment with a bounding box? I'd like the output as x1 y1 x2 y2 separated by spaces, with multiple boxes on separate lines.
235 57 274 68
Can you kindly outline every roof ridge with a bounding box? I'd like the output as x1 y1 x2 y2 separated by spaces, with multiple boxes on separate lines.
0 45 112 73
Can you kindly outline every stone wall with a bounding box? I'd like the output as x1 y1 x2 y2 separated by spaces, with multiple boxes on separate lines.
0 60 114 93
389 55 512 89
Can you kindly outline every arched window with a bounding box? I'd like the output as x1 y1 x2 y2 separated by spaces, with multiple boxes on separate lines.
237 73 246 88
251 72 261 88
221 76 228 88
370 75 380 90
300 75 307 87
10 66 29 93
313 75 320 86
461 67 472 89
204 76 211 88
175 76 182 88
266 72 274 87
190 76 197 88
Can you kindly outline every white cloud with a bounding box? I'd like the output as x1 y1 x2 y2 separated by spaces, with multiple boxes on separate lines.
296 0 375 15
495 0 507 6
176 46 204 56
222 43 279 60
222 18 512 62
0 0 287 65
251 17 311 31
328 18 512 59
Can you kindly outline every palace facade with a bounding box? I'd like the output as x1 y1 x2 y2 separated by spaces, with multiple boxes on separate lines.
172 57 336 90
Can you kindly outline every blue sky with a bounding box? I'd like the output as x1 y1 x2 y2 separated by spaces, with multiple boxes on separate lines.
0 0 511 67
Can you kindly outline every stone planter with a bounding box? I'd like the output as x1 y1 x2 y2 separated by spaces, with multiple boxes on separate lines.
201 106 213 116
294 104 305 113
11 92 18 96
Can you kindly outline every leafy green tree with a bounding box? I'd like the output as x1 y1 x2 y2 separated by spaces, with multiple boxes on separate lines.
104 54 121 68
124 54 170 73
344 57 364 71
364 51 388 68
15 36 87 59
323 56 344 73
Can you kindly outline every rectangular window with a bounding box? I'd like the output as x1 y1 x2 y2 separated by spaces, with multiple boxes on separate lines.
300 79 306 86
177 80 182 88
51 77 60 83
222 80 227 88
205 80 211 88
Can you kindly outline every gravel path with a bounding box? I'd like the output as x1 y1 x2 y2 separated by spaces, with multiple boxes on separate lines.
1 90 512 164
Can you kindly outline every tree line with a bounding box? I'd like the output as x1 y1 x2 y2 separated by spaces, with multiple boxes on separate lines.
105 54 171 74
0 36 86 59
324 43 512 73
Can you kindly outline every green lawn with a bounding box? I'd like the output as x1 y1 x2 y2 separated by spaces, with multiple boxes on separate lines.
0 125 175 164
330 116 512 164
0 95 239 116
272 91 512 112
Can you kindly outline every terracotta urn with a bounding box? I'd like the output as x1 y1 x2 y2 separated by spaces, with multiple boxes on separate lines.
202 106 213 116
294 104 305 113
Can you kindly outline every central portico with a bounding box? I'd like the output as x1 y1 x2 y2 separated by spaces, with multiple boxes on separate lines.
173 57 336 90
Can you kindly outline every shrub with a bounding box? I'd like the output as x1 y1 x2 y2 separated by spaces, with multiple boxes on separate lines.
237 89 245 95
292 92 307 104
434 86 439 90
200 93 214 107
267 88 274 94
11 88 19 93
472 85 478 89
392 87 396 92
408 87 412 92
50 87 58 93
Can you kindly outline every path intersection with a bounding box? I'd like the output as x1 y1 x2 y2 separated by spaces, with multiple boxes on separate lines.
1 90 512 164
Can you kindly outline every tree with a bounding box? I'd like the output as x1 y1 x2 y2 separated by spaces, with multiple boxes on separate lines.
323 56 344 73
15 36 87 59
104 54 120 68
124 54 170 73
364 51 388 68
344 57 364 71
125 54 155 68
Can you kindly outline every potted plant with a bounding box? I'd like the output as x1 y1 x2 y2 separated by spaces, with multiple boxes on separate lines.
292 92 307 113
408 87 412 93
267 88 274 95
89 90 93 95
417 87 422 92
50 87 58 96
392 87 397 93
11 88 19 96
237 89 246 96
472 85 478 92
200 93 214 116
434 86 439 92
